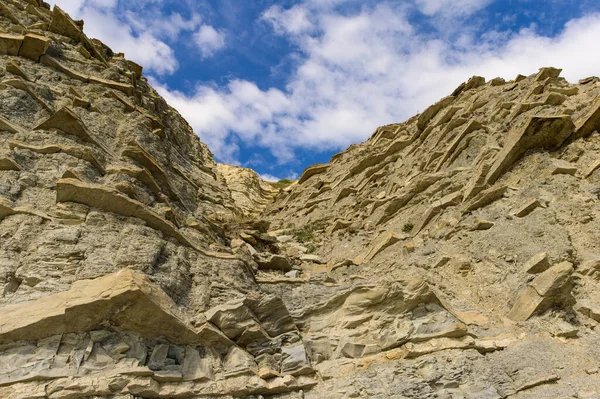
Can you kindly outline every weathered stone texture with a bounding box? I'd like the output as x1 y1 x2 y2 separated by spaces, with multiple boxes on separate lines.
2 1 600 397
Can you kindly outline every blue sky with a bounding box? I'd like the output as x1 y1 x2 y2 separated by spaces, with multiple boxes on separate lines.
49 0 600 181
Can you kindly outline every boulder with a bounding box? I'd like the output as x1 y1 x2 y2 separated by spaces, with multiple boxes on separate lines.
88 75 134 95
334 187 357 203
243 293 297 336
490 77 506 86
535 67 562 81
509 286 548 320
0 115 22 134
576 302 600 323
463 185 507 211
240 232 258 245
0 2 19 24
340 340 366 358
6 60 31 81
153 370 183 382
223 346 257 377
3 78 53 112
584 159 600 178
436 120 483 170
147 344 170 370
34 107 109 153
181 346 214 381
413 191 463 233
281 343 312 376
9 141 105 173
18 33 50 61
507 262 574 321
464 75 486 91
530 261 573 296
56 178 206 252
573 97 600 140
580 76 599 84
205 300 261 340
49 5 84 41
524 252 550 274
550 159 577 175
471 218 494 230
0 33 23 56
254 253 292 271
417 96 455 131
0 155 20 171
128 59 143 79
327 219 352 234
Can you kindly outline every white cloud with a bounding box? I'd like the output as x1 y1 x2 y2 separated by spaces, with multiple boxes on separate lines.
259 173 281 182
46 0 84 15
194 25 226 58
262 5 314 35
152 78 291 164
46 0 218 75
415 0 492 17
77 8 179 75
46 0 115 16
125 11 202 42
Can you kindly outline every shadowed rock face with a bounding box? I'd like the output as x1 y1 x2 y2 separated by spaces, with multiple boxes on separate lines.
2 2 600 398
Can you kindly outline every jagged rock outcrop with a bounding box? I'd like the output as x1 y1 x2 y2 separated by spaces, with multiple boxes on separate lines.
260 67 600 397
0 2 316 398
2 1 600 398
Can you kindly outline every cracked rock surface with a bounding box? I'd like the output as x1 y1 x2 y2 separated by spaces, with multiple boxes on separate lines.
1 1 600 398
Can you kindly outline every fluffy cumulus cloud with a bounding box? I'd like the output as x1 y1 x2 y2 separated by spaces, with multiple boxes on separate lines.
153 1 600 166
46 0 225 74
262 5 314 35
151 78 292 164
77 8 180 75
194 25 226 59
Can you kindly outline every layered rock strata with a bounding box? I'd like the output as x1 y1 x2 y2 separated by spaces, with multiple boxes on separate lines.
2 1 600 398
261 69 600 397
0 2 304 398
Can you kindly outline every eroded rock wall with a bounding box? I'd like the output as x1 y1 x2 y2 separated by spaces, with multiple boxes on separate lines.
258 71 600 397
0 2 315 398
216 164 279 218
2 1 600 398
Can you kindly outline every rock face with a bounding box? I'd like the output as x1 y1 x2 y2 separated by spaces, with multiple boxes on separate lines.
216 163 279 218
259 66 600 397
2 2 600 398
0 2 311 398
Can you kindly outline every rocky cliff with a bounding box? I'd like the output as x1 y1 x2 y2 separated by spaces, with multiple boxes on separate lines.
260 69 600 398
1 1 600 398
